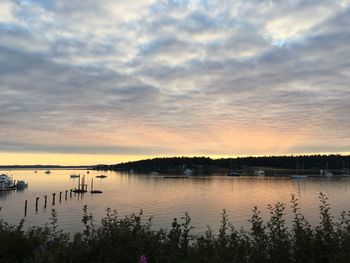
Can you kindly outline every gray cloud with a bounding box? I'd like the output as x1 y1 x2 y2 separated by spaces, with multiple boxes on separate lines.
0 140 175 155
0 0 350 156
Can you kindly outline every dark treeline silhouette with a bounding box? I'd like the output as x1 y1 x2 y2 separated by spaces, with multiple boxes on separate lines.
94 154 350 174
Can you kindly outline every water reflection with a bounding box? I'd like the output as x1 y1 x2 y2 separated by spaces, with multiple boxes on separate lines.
0 170 349 234
0 190 14 200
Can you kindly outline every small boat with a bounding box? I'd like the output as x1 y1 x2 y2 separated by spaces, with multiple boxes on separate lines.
183 168 193 176
72 189 88 193
341 160 350 177
96 175 107 178
164 176 188 179
90 178 103 194
90 190 103 194
227 159 240 176
255 170 265 176
16 180 28 190
73 174 87 193
34 171 37 173
70 174 80 178
0 174 16 191
149 159 159 175
291 175 308 180
291 156 307 180
227 171 240 176
325 171 333 178
322 162 334 178
45 170 51 174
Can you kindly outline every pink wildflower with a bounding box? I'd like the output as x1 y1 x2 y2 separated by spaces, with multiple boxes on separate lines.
140 255 147 263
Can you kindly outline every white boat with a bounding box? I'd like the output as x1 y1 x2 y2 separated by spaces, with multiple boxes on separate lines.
291 175 308 180
291 157 307 180
341 160 350 177
323 162 334 178
325 171 333 178
149 159 159 175
227 159 240 176
0 174 16 191
255 170 265 176
183 168 193 176
70 174 80 178
320 169 333 177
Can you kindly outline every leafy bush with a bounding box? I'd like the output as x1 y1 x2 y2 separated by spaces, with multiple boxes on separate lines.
0 193 349 262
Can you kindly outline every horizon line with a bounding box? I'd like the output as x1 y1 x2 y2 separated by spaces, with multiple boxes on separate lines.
1 153 349 167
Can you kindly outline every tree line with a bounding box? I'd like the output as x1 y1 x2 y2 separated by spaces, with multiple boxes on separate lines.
93 154 350 174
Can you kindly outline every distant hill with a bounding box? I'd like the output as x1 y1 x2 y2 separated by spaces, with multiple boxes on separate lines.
93 154 350 175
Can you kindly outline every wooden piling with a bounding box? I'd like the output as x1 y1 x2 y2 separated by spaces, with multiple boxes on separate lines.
44 195 47 208
35 197 39 211
70 189 72 198
52 193 56 206
59 192 62 203
65 190 68 200
24 200 27 217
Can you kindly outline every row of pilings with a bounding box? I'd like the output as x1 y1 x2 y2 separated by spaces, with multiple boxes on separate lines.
24 189 83 217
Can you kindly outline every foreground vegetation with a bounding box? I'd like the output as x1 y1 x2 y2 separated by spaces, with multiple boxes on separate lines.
0 193 349 262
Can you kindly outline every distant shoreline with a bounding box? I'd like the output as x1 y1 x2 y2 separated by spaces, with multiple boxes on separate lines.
92 155 350 176
0 165 92 170
1 154 350 174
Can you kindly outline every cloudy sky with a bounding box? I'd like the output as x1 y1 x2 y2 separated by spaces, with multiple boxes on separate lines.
0 0 349 165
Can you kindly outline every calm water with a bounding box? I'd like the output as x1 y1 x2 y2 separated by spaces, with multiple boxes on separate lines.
1 169 350 234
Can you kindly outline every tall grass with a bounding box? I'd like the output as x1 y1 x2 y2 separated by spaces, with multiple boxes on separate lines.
0 193 349 262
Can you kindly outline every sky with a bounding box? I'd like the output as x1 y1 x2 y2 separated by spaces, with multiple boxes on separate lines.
0 0 350 165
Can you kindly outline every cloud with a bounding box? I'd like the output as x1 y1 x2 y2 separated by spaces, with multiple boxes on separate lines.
0 1 19 24
0 140 174 155
0 0 350 158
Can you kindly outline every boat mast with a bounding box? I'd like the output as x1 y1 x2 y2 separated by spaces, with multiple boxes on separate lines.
82 175 85 191
296 156 299 175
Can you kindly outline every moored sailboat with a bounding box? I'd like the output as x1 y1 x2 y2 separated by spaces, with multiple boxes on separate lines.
227 159 240 176
90 178 103 194
291 157 307 180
